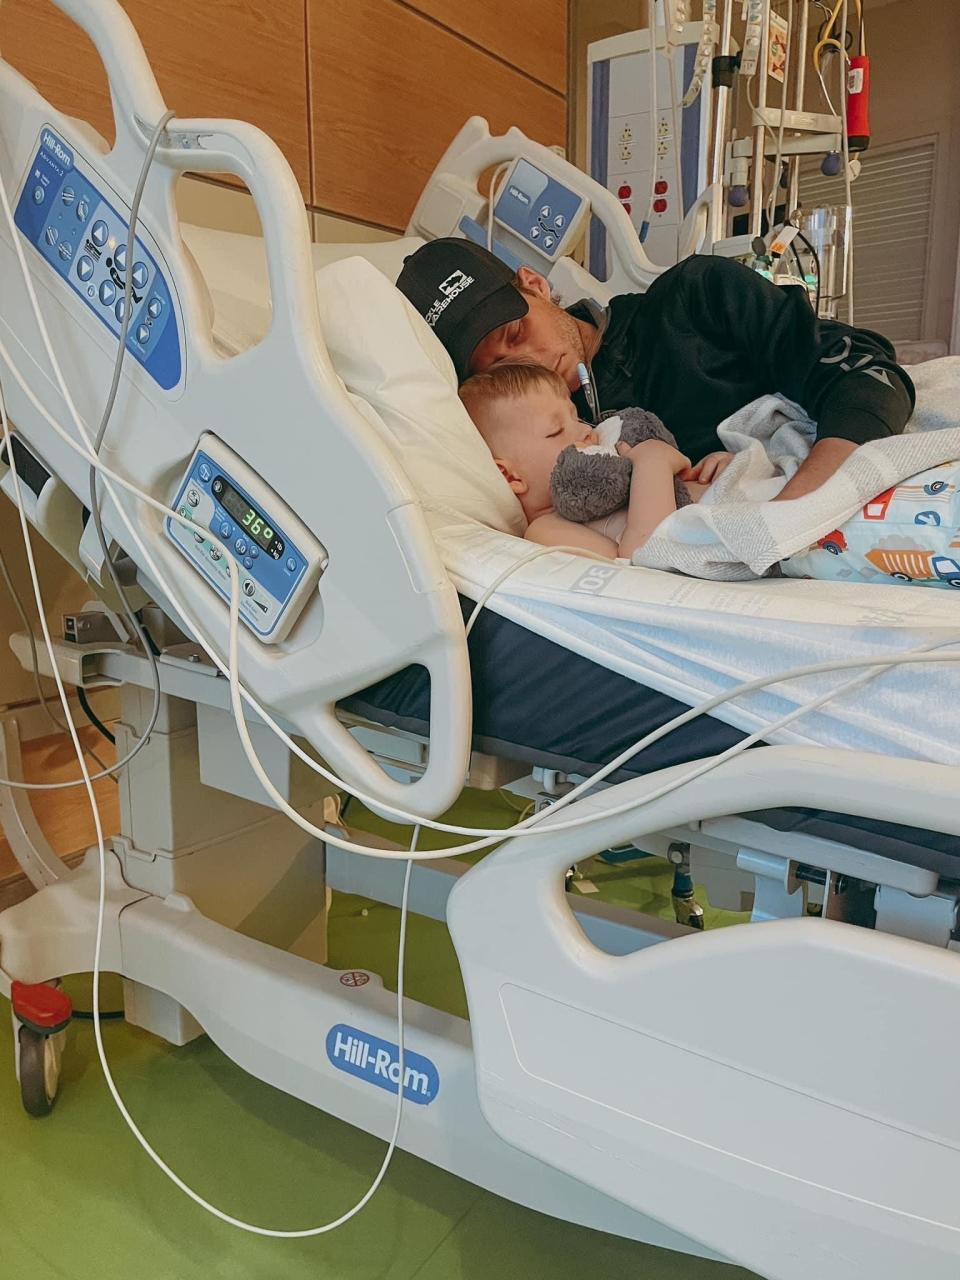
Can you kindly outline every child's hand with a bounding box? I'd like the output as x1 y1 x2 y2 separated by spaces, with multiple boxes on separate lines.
616 438 691 475
678 451 735 484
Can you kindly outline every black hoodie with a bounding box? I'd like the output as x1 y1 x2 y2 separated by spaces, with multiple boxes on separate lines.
569 254 915 464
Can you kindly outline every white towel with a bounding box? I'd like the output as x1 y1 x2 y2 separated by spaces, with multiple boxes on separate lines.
632 359 960 580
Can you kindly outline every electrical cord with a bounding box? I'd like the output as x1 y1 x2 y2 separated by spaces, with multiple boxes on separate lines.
793 227 823 315
0 539 113 776
86 109 175 768
77 687 116 746
2 103 424 1237
640 0 659 244
486 161 512 254
3 356 960 839
3 97 960 1244
13 122 934 845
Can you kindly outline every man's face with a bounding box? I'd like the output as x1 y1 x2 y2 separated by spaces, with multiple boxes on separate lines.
469 269 587 392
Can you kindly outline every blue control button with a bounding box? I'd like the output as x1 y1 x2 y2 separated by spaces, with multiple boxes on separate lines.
91 219 108 247
115 297 127 322
57 241 73 262
554 213 565 229
529 225 541 239
131 261 148 289
248 545 259 559
114 243 127 272
76 254 94 281
243 556 253 570
44 226 58 246
235 538 248 556
543 234 556 250
61 186 75 206
285 557 297 573
539 204 551 219
32 186 44 204
99 279 116 306
198 462 212 482
220 521 232 539
147 296 163 319
76 197 89 222
136 323 150 345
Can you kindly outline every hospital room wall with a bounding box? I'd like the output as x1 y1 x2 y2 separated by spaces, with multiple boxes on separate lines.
859 0 960 348
0 0 567 232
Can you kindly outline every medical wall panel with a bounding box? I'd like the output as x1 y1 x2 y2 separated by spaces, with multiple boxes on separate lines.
0 0 311 198
308 0 567 231
403 0 567 92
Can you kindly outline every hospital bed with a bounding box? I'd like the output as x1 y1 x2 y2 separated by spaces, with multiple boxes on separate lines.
1 3 959 1277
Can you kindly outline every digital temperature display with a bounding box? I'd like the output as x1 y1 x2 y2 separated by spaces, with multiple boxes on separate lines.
213 475 285 557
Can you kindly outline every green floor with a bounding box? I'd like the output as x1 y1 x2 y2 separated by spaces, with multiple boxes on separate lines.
0 789 757 1280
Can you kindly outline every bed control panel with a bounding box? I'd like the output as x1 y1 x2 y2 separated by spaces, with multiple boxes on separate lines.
14 125 181 391
493 158 589 262
166 435 328 644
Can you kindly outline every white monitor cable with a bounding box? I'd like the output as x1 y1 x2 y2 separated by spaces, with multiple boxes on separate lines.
0 123 959 850
2 104 960 1241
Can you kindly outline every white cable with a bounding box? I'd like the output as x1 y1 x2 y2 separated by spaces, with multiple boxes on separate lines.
838 0 855 323
641 0 660 243
486 161 512 254
2 111 959 853
0 408 419 1230
0 540 111 773
766 2 794 231
3 341 960 841
4 100 960 1243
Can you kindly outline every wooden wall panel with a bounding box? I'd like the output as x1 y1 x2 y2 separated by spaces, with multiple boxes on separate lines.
0 0 311 197
308 0 567 230
403 0 567 92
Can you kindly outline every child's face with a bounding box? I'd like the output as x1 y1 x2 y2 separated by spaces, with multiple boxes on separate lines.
490 386 598 516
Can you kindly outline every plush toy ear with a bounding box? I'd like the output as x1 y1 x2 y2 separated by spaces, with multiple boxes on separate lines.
615 406 677 449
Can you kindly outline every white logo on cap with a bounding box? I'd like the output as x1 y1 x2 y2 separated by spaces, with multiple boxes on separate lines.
425 270 475 327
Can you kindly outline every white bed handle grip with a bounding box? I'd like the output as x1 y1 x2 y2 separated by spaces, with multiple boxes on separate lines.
38 0 168 130
22 0 474 821
41 0 322 358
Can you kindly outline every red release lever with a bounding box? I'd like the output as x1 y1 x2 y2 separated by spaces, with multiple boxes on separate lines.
11 980 73 1033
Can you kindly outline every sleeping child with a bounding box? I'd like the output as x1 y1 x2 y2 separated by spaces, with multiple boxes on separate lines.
458 361 960 589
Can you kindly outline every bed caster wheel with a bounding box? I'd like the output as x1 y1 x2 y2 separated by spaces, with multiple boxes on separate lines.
10 980 72 1117
17 1025 64 1117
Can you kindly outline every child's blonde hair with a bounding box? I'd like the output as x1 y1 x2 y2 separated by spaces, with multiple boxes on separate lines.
458 362 568 417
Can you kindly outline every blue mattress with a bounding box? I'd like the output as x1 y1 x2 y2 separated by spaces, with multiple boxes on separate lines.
342 596 960 876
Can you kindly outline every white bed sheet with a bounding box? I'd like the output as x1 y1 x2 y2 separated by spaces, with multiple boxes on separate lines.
182 222 960 765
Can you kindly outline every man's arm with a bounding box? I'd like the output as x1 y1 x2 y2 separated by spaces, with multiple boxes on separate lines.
691 257 916 451
774 438 857 501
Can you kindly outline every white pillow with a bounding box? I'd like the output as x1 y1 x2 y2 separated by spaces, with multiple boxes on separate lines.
314 256 526 536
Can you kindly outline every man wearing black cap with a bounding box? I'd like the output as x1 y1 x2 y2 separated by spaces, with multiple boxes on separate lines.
396 237 915 500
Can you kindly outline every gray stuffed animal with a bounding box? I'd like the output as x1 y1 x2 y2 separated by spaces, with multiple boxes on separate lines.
550 406 693 524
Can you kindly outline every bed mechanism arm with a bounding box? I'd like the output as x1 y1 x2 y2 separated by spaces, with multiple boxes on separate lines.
0 0 472 820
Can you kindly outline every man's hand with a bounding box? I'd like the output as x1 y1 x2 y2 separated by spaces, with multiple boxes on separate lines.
616 438 691 475
774 438 858 501
679 451 735 484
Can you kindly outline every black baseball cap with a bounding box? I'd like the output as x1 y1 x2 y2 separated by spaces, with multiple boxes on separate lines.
396 238 528 382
